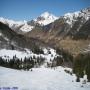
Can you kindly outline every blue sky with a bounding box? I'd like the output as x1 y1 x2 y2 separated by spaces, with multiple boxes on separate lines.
0 0 90 21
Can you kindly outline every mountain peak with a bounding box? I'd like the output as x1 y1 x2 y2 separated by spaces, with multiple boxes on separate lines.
40 11 58 20
34 12 58 25
40 12 51 17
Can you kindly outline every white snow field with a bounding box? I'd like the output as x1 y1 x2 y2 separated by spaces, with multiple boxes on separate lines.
0 48 58 62
0 66 90 90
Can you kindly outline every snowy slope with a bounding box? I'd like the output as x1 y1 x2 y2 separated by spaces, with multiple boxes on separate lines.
64 8 90 27
20 22 34 32
0 17 34 33
0 48 58 62
34 12 58 25
0 17 24 28
0 66 90 90
0 49 30 60
64 11 80 25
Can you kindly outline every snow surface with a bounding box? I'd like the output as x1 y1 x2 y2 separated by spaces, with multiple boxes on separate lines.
64 11 80 26
64 8 90 26
0 66 90 90
0 17 34 33
0 17 24 28
34 12 58 25
0 49 30 60
0 48 58 62
20 22 34 32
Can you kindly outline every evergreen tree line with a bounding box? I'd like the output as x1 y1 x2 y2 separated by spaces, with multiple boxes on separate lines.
54 48 73 67
47 48 73 68
0 47 90 82
73 53 90 82
47 56 64 68
48 48 90 82
0 55 45 70
31 45 44 54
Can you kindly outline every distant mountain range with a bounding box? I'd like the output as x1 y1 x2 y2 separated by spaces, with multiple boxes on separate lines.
0 12 58 33
0 7 90 56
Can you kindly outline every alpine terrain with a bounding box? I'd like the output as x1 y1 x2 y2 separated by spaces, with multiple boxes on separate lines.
0 7 90 90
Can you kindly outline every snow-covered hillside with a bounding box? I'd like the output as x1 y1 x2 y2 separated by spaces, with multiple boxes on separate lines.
0 48 58 63
19 22 34 32
64 8 90 27
64 11 80 25
0 17 24 29
34 12 58 25
0 66 90 90
0 17 34 33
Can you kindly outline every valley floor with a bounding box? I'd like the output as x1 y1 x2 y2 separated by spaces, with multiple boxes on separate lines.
0 66 90 90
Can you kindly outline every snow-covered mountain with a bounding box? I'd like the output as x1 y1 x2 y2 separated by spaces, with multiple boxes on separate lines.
64 7 90 27
0 17 34 33
0 12 58 33
0 8 89 33
0 17 24 30
34 12 58 25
